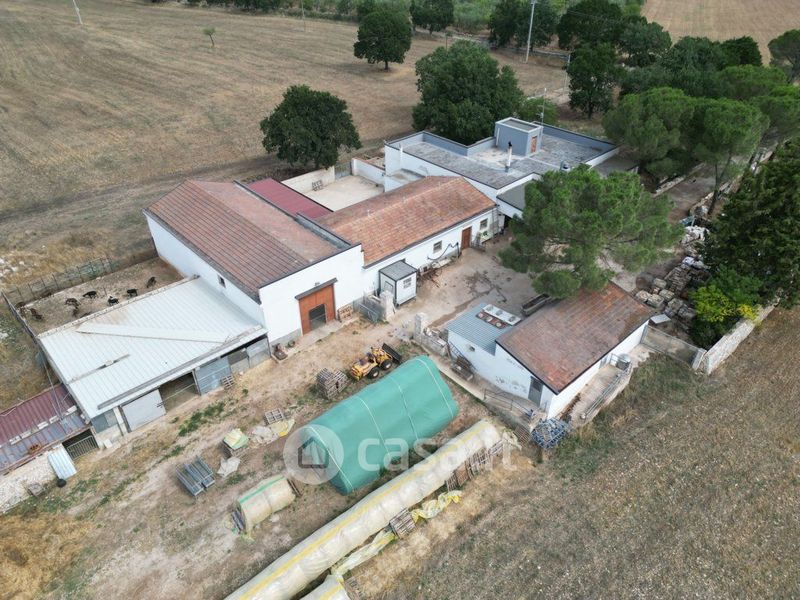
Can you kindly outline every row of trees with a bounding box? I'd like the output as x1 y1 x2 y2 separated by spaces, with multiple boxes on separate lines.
690 140 800 346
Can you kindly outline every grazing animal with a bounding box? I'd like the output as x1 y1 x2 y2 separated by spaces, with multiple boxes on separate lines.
29 308 44 321
82 290 98 300
146 276 157 288
126 288 138 298
65 297 80 307
17 305 28 317
71 306 80 318
107 296 119 306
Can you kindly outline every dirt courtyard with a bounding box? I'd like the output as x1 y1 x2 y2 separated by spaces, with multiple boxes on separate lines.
0 244 537 600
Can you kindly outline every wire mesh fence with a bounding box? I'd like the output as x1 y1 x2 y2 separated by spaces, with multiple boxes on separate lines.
1 241 157 307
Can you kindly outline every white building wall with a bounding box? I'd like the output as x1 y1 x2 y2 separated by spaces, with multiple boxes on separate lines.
360 211 495 295
448 331 534 399
259 246 364 344
146 216 265 325
546 322 649 418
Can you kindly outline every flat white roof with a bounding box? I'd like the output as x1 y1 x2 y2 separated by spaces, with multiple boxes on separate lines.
303 175 384 211
38 278 265 419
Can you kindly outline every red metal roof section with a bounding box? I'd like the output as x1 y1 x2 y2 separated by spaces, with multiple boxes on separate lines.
0 384 88 473
245 178 332 219
498 284 653 393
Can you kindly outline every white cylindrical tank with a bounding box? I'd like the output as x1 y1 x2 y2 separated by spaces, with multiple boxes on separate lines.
225 420 501 600
237 475 296 534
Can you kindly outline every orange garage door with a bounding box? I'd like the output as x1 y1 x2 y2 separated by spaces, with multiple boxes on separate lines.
298 283 335 334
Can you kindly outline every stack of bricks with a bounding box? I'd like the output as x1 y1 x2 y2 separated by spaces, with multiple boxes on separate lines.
316 368 350 400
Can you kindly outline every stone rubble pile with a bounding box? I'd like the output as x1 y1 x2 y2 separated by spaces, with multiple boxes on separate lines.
637 257 709 326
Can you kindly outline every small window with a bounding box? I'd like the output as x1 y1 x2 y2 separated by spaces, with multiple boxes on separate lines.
480 218 489 230
218 276 226 288
433 241 442 253
402 277 412 289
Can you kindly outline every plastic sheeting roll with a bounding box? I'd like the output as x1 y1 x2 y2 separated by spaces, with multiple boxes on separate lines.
237 475 296 534
225 419 501 600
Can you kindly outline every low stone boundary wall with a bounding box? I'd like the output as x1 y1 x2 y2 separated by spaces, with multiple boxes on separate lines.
700 305 774 374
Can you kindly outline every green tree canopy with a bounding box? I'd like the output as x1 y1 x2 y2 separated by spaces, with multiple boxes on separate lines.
690 97 768 212
487 0 521 47
412 40 524 143
515 0 558 49
567 43 623 118
658 36 729 97
703 139 800 307
603 87 695 180
619 19 671 67
752 86 800 142
768 29 800 82
354 9 412 70
410 0 453 34
689 267 762 347
557 0 623 49
721 36 762 66
260 85 361 169
517 96 558 125
718 65 788 101
500 166 681 298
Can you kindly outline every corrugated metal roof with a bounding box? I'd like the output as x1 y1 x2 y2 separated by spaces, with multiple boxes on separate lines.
48 445 77 479
245 178 332 219
0 385 88 474
446 304 517 353
38 278 266 420
379 260 416 281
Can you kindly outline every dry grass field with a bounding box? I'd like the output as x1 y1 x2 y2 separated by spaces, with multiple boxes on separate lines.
0 0 565 257
643 0 800 56
359 308 800 599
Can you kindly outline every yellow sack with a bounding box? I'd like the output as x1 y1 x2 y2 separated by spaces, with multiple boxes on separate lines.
269 418 295 438
410 490 463 522
331 529 397 581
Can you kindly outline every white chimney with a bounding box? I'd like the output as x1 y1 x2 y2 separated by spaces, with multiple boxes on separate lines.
506 142 513 171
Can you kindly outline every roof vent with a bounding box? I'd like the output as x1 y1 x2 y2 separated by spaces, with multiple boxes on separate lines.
482 305 521 326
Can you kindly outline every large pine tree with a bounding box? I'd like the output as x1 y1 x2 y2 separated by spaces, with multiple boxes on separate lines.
703 139 800 306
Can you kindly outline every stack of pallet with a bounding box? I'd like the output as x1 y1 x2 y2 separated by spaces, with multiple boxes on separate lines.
316 368 350 400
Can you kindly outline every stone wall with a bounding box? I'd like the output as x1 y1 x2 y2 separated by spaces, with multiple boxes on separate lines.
0 452 57 513
700 305 774 374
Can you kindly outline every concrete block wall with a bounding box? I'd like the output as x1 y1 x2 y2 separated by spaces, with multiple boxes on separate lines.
700 305 774 374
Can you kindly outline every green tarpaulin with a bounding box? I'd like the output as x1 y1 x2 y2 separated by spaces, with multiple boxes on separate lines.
299 355 458 494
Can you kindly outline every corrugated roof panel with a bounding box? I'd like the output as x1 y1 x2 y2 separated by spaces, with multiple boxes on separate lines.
38 278 266 420
446 304 516 353
246 178 332 219
48 445 77 479
0 385 88 474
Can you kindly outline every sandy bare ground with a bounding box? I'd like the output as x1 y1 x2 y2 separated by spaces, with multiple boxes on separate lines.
643 0 800 57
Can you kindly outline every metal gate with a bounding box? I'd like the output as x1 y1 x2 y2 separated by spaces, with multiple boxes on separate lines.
64 434 98 460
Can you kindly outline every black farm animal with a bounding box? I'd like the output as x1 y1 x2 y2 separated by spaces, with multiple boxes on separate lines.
107 296 119 306
146 276 157 288
82 290 98 300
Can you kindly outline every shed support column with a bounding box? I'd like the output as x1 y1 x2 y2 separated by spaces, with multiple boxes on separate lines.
113 406 129 436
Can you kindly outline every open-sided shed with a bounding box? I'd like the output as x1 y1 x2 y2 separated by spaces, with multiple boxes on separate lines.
299 356 458 494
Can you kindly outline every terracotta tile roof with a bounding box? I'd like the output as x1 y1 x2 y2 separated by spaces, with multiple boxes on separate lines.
315 177 495 265
498 284 652 392
245 178 332 219
146 181 340 299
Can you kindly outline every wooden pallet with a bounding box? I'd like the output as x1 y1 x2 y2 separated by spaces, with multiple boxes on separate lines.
446 464 470 491
389 508 416 538
343 576 363 600
466 448 489 478
264 408 285 425
221 374 236 390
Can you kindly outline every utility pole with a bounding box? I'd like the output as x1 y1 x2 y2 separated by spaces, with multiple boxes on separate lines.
524 0 536 63
71 0 83 26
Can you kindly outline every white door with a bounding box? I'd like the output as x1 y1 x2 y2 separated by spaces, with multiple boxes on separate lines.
121 390 165 431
